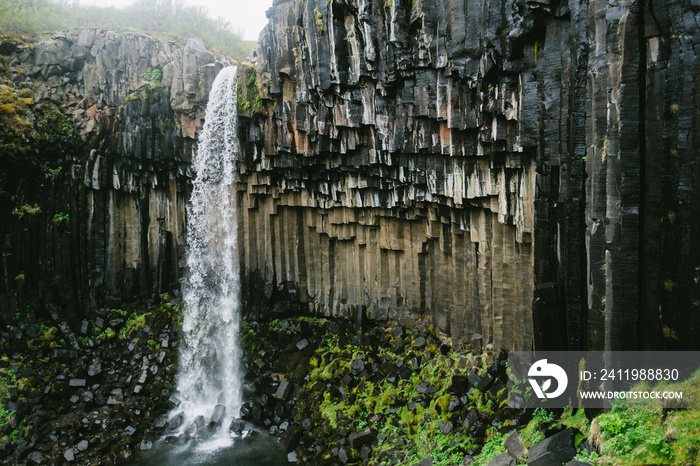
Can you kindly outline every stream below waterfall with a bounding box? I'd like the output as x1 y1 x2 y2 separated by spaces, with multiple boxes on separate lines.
127 431 287 465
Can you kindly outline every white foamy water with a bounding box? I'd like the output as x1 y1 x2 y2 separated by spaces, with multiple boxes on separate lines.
170 65 241 445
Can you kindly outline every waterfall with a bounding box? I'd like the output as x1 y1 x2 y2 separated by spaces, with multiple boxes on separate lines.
170 65 241 445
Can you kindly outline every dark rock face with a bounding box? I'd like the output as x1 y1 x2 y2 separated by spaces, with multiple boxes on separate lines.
0 32 227 324
527 427 577 466
2 0 698 353
239 0 700 350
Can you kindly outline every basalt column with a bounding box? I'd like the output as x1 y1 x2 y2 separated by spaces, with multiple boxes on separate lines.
238 0 700 351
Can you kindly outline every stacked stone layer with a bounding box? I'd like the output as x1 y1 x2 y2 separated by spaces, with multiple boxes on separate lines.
238 0 700 350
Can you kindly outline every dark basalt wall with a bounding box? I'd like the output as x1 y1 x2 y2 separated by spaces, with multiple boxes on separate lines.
238 0 700 351
0 31 227 324
2 0 699 352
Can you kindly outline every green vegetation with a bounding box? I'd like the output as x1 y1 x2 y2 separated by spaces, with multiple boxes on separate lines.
249 317 505 465
246 317 700 465
0 293 183 458
314 7 324 34
533 40 544 64
1 81 78 158
237 67 264 116
12 203 41 217
52 211 69 224
586 372 700 465
518 407 554 449
28 324 60 349
0 360 17 430
0 0 255 60
142 67 163 90
470 430 505 465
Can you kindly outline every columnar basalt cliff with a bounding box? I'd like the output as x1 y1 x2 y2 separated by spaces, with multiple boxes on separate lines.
0 31 226 323
238 0 700 351
2 0 699 353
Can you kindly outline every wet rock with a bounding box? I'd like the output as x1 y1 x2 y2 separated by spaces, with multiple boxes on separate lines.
274 380 291 400
87 361 102 377
295 339 308 350
140 440 153 451
193 415 206 430
488 454 516 466
229 419 245 435
282 425 302 452
338 447 349 464
438 420 453 434
412 337 427 348
418 456 434 466
415 382 436 394
504 431 526 457
63 448 74 462
76 440 88 452
209 404 226 426
348 428 374 449
154 415 169 430
527 427 577 466
448 374 469 394
169 413 184 430
350 358 365 375
544 423 568 438
69 379 86 388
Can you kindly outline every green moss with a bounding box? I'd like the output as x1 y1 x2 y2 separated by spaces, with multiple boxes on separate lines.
237 68 264 116
52 212 69 224
244 317 514 465
519 408 554 449
471 430 506 466
12 203 41 217
319 392 341 428
120 311 153 338
435 393 451 415
142 67 162 89
314 8 324 33
27 324 58 349
559 407 589 434
534 40 544 64
1 81 78 159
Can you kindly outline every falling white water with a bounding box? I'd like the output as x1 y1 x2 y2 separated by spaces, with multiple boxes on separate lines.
172 66 241 445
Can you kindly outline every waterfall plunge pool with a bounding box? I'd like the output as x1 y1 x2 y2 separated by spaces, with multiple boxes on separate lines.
127 427 288 465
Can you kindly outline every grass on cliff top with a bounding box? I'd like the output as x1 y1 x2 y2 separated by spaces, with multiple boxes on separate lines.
0 0 255 60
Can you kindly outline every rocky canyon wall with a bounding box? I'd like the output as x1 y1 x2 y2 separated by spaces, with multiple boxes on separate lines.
239 0 700 351
0 31 227 324
2 0 699 353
